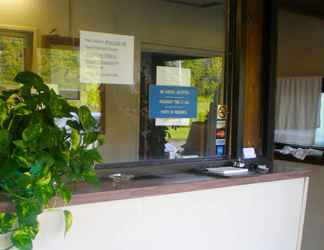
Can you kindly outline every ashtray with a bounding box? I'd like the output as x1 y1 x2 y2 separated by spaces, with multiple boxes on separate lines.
108 173 135 183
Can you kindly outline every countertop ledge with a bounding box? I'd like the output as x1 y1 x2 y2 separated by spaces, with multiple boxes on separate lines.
0 165 312 211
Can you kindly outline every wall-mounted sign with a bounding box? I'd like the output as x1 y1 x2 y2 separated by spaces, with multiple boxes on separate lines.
80 30 134 85
149 85 197 119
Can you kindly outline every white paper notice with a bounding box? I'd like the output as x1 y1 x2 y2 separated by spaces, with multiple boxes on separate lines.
243 147 257 159
80 31 134 85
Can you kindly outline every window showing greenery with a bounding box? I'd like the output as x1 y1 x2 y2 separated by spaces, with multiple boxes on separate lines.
0 35 24 89
0 0 226 163
38 48 101 113
165 57 223 151
140 54 225 159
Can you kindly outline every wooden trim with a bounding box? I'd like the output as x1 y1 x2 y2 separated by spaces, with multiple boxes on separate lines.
244 0 264 152
42 35 80 49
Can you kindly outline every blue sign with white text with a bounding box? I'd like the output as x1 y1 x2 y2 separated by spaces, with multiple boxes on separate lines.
149 85 197 119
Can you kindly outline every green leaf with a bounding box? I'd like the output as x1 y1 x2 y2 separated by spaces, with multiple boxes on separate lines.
0 159 19 179
64 210 73 236
0 213 17 234
84 149 102 163
71 128 80 150
31 152 55 176
83 170 100 187
14 71 49 94
83 131 99 145
78 106 96 130
13 156 30 169
40 126 61 148
30 162 42 176
34 185 54 204
16 173 33 189
37 152 55 168
13 103 32 116
98 134 105 145
11 147 31 169
67 120 81 130
0 129 10 154
36 171 52 186
16 201 42 227
11 228 33 250
22 122 42 143
6 93 20 108
13 140 25 149
48 90 73 118
0 99 8 127
58 185 72 204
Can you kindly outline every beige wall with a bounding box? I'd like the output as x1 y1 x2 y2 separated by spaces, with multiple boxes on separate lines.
0 0 225 163
278 10 324 77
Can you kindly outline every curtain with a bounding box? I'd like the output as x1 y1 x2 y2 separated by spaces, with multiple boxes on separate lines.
275 77 322 146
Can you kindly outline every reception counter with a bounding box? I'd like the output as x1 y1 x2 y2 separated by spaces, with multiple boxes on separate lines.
0 164 311 250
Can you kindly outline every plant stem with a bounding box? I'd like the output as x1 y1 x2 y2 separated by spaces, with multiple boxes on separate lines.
7 115 15 132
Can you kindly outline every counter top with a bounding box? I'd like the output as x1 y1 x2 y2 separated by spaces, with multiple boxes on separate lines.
0 164 312 211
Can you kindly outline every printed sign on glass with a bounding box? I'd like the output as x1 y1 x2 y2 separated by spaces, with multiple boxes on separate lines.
149 85 197 119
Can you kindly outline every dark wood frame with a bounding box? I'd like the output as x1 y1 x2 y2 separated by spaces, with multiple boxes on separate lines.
261 0 279 163
224 0 247 159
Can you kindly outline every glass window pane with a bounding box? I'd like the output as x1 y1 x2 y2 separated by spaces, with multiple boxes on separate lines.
0 0 227 164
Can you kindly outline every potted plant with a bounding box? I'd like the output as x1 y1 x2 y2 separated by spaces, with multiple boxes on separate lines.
0 71 103 250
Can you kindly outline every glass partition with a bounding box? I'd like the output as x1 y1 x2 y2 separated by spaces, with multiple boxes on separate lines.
0 0 227 164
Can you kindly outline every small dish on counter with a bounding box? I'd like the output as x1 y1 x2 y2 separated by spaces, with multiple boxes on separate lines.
108 173 135 183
